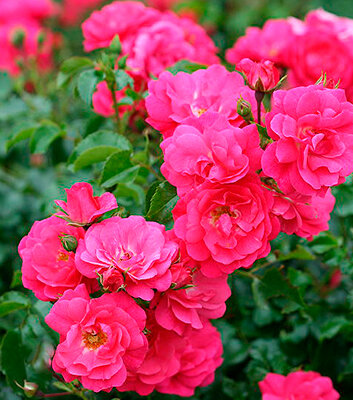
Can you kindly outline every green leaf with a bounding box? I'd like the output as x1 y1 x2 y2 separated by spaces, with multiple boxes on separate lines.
0 97 27 121
69 130 131 171
258 267 307 309
114 70 133 91
100 150 133 186
29 122 64 154
319 316 353 341
309 233 339 254
77 69 102 106
0 72 12 100
333 184 353 217
277 245 315 261
167 60 208 75
10 271 22 289
0 329 26 391
6 124 37 151
146 181 178 224
0 292 30 317
58 57 94 88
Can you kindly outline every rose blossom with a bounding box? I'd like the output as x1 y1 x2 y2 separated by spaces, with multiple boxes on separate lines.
146 65 259 138
271 190 335 240
120 316 223 396
45 285 148 392
287 10 353 98
237 58 280 92
82 1 161 52
18 216 94 301
75 216 178 300
226 18 300 66
259 371 340 400
55 182 117 225
173 176 279 277
262 85 353 197
160 113 262 194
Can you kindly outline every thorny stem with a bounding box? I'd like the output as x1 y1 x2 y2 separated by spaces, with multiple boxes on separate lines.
234 269 258 280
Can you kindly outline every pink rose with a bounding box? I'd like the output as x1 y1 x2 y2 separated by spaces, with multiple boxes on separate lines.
120 316 223 397
45 285 148 392
126 15 218 79
75 216 178 300
0 21 56 76
55 182 117 225
226 18 300 67
287 10 353 95
18 216 94 301
262 85 353 197
271 190 335 240
173 176 279 277
146 65 259 138
146 0 179 11
160 113 262 195
259 371 340 400
156 319 223 396
237 58 280 92
82 1 160 52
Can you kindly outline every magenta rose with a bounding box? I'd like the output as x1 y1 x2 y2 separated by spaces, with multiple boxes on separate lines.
82 1 160 52
160 113 262 195
287 10 353 95
0 0 56 24
45 285 148 392
262 85 353 197
271 190 335 240
259 371 340 400
75 216 178 300
146 64 259 138
18 215 95 301
226 18 300 66
173 176 279 277
59 0 105 26
55 181 117 225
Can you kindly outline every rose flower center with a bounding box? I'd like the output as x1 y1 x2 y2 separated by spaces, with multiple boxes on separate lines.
56 251 69 262
211 206 240 225
82 328 108 350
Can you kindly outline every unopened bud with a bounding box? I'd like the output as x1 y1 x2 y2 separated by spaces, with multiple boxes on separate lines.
59 234 78 252
15 381 38 398
237 97 254 122
11 28 26 48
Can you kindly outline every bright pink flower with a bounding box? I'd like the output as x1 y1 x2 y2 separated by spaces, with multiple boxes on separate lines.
0 0 56 23
146 0 179 11
146 65 258 138
82 1 160 52
75 216 178 300
161 113 262 195
262 85 353 197
226 18 300 66
237 58 280 92
173 176 279 277
18 216 94 302
156 320 223 396
0 21 56 76
45 285 148 393
287 10 353 96
126 15 218 79
120 316 223 397
59 0 105 26
55 182 117 225
271 190 335 240
259 371 340 400
152 268 230 334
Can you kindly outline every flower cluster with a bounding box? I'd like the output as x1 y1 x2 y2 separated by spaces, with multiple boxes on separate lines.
81 0 219 117
226 9 353 101
19 181 227 395
0 0 58 76
259 371 340 400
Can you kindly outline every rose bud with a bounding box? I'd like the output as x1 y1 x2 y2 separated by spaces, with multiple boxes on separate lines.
237 58 280 93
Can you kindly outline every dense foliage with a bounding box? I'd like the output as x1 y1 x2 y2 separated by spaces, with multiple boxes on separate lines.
1 1 353 400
